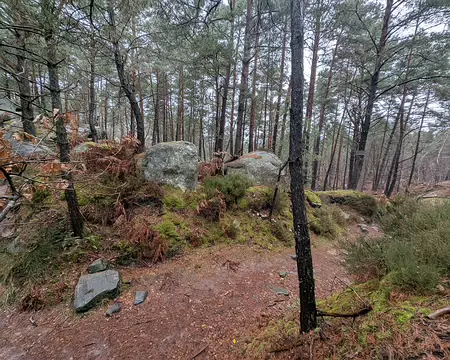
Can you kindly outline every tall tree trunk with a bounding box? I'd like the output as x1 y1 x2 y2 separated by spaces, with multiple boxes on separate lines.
14 8 36 136
408 89 430 188
272 18 288 153
234 0 254 156
303 0 322 185
290 0 317 333
108 1 144 152
176 67 184 141
88 29 98 142
248 15 260 153
43 0 83 237
278 80 291 158
310 34 340 190
349 0 393 189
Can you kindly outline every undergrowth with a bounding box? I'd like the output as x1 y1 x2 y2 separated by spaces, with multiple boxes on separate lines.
343 197 450 291
245 279 449 359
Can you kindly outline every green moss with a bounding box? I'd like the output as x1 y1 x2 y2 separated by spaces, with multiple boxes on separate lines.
317 190 379 218
203 174 252 209
156 217 186 257
305 190 322 207
163 195 187 211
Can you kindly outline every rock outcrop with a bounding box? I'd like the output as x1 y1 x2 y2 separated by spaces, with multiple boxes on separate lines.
223 151 284 185
142 141 198 190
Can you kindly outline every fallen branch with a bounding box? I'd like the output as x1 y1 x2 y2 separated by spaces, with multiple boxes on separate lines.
317 306 372 318
427 307 450 320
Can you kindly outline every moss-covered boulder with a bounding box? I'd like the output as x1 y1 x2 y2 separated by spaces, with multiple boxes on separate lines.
317 190 379 217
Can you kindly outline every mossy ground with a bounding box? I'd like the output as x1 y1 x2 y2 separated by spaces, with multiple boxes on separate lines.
245 278 449 359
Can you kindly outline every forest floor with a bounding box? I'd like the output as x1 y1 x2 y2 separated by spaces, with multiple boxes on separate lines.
0 238 351 360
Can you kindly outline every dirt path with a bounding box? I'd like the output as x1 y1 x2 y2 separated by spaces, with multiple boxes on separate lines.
0 242 349 360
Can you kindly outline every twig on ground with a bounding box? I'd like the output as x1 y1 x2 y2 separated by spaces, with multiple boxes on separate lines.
189 344 209 359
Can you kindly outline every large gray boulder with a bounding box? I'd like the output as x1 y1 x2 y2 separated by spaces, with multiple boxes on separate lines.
142 141 198 191
224 151 283 185
74 270 120 312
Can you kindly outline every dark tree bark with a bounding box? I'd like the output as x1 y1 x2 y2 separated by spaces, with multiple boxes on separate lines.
234 0 254 156
42 0 83 237
108 1 145 152
290 0 317 333
349 0 393 189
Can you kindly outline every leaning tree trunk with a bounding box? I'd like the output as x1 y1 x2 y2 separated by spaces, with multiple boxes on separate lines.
290 0 317 333
108 1 145 152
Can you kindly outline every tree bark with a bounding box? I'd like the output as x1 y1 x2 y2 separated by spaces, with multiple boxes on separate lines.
43 0 83 237
248 14 260 153
88 29 98 142
290 0 317 333
304 0 322 185
311 34 340 190
349 0 393 189
234 0 254 156
408 89 430 188
108 1 145 152
272 18 288 153
176 66 184 141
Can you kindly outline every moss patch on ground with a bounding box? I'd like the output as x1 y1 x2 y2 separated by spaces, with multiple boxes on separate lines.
317 190 381 218
245 279 449 359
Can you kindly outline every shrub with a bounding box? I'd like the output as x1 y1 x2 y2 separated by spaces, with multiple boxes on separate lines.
271 221 293 244
203 174 252 209
343 199 450 291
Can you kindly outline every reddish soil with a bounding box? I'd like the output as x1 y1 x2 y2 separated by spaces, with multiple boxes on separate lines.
0 242 350 360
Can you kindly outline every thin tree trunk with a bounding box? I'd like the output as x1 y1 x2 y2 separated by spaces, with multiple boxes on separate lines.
88 29 98 142
408 89 430 188
311 34 340 190
248 15 260 153
176 66 184 141
108 2 144 152
272 18 288 153
304 0 322 185
277 80 291 158
234 0 254 156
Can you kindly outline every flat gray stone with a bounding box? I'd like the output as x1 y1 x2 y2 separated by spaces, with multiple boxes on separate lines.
279 271 288 279
88 258 109 274
74 270 120 312
106 302 121 317
290 254 297 261
269 286 290 296
133 290 148 305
